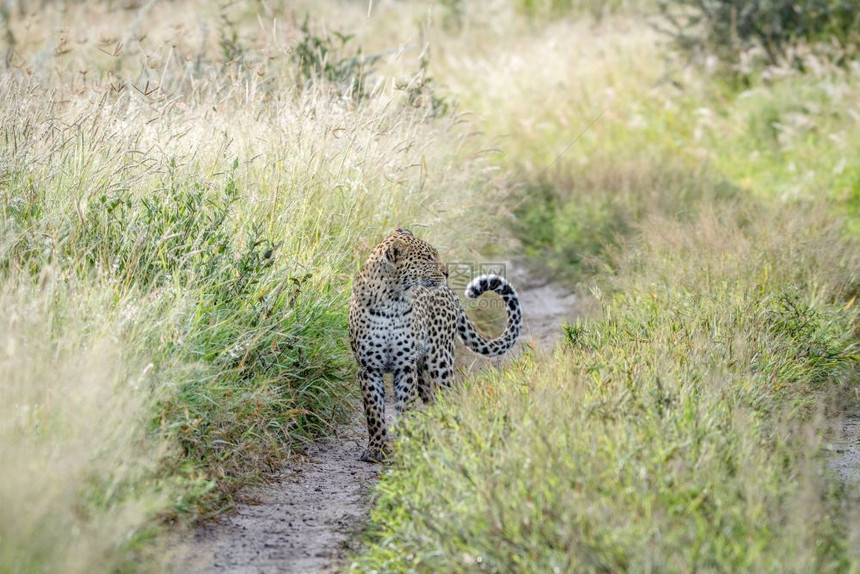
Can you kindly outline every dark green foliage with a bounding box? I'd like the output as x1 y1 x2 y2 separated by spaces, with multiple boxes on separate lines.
292 17 379 100
512 181 626 277
72 160 352 502
762 288 858 389
656 0 860 69
84 161 242 290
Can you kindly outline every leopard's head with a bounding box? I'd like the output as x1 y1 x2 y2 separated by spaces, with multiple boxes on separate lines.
378 228 448 291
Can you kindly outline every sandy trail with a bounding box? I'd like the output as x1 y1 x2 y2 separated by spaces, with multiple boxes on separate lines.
829 412 860 486
170 261 580 574
171 422 377 574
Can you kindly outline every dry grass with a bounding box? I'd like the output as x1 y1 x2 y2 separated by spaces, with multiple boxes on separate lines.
357 201 860 573
2 1 859 572
0 281 173 573
0 1 509 571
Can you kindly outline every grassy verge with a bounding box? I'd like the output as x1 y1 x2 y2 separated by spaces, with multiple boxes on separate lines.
356 202 860 572
0 2 505 571
355 5 860 573
422 9 860 277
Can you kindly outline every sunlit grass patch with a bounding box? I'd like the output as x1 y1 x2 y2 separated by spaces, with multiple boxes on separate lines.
0 281 175 574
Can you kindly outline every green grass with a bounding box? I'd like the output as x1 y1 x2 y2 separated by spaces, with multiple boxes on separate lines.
511 155 739 277
0 2 507 571
352 6 860 573
356 204 860 572
428 12 860 277
2 1 859 572
506 67 860 277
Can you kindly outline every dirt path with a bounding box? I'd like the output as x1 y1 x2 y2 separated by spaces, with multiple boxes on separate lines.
829 412 860 486
170 261 580 574
171 422 378 574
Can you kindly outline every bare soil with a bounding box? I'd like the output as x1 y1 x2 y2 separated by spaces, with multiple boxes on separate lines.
170 422 378 574
829 412 860 486
170 261 580 573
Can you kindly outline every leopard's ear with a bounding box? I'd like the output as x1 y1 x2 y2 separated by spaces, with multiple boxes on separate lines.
385 239 403 263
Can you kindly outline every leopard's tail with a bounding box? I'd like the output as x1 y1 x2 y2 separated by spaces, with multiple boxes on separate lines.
457 274 522 357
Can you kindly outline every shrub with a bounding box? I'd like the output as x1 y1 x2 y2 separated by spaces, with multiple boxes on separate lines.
292 17 377 100
656 0 860 69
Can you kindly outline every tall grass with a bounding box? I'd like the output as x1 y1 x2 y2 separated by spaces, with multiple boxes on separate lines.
0 280 174 573
0 1 507 571
3 1 859 571
356 204 860 572
426 9 860 271
353 4 860 572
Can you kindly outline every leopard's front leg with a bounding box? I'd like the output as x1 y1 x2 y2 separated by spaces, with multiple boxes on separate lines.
393 364 419 417
359 367 388 463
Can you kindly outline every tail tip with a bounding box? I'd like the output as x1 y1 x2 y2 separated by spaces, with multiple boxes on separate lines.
465 273 505 299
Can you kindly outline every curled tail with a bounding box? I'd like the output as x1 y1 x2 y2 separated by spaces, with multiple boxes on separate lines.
457 274 522 357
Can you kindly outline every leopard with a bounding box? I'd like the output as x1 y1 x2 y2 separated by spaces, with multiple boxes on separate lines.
348 228 522 462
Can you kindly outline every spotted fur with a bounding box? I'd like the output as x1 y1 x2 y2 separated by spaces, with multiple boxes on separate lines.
349 228 522 462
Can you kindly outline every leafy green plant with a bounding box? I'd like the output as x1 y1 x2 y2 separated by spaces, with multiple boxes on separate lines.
75 161 353 500
656 0 860 69
292 17 379 99
84 163 240 290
